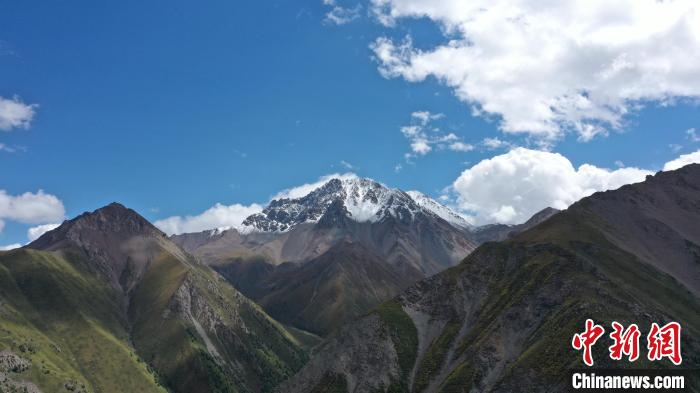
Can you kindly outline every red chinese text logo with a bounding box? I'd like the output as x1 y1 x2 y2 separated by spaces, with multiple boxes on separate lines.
572 319 605 366
572 320 682 366
647 322 682 365
609 322 641 362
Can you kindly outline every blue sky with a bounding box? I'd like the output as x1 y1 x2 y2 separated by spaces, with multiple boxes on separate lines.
1 0 700 245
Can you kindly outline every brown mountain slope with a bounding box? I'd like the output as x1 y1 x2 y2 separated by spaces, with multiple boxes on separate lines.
1 203 306 393
279 165 700 393
215 241 421 336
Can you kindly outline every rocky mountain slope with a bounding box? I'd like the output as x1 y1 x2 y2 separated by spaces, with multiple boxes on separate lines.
279 165 700 392
173 177 479 336
0 203 306 393
176 177 477 275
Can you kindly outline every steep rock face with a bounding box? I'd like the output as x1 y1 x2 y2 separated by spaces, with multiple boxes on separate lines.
280 165 700 392
2 203 306 393
173 178 555 338
178 177 479 276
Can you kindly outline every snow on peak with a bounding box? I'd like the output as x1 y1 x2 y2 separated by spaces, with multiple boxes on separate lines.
240 176 471 233
242 176 413 232
406 191 473 229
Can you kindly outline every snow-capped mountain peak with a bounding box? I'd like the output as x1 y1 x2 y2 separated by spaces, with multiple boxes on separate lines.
242 176 412 232
240 176 471 233
406 191 473 229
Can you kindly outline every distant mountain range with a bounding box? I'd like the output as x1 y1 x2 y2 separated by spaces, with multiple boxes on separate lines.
172 176 555 335
2 167 697 393
280 165 700 392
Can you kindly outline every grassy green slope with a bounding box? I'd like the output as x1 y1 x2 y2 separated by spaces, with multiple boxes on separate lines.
0 248 307 393
0 248 166 393
431 208 700 391
126 251 308 393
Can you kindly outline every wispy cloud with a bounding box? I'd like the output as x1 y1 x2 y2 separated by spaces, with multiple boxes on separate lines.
323 0 362 25
340 160 355 170
401 111 473 160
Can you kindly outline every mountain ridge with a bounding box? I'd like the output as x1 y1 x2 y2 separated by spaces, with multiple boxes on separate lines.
172 178 559 337
279 164 700 392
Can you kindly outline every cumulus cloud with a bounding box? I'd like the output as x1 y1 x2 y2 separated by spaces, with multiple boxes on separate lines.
370 0 700 141
0 190 65 229
663 149 700 171
452 148 652 225
27 223 60 242
0 96 38 131
154 203 264 235
401 111 472 158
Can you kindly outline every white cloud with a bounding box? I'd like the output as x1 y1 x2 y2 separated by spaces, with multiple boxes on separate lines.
687 128 700 142
340 160 355 170
154 203 264 235
324 1 362 25
400 111 472 158
0 243 21 251
448 142 474 152
27 223 60 242
452 147 652 225
370 0 700 141
0 96 37 131
410 138 431 155
0 143 16 153
482 137 509 150
411 110 443 125
663 149 700 171
0 190 65 229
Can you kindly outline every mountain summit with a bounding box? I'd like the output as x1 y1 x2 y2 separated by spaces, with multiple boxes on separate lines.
241 176 470 233
2 203 306 393
29 202 187 293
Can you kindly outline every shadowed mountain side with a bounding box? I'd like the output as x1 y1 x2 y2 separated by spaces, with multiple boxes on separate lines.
279 165 700 393
214 241 422 336
175 202 557 339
